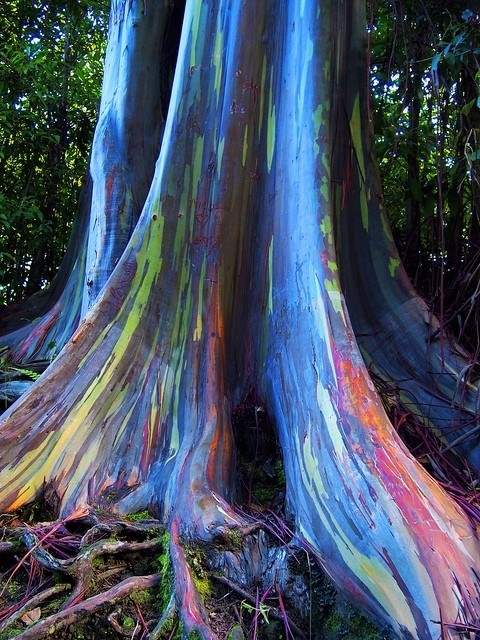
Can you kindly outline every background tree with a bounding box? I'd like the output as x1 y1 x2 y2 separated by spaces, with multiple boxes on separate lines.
370 1 480 354
0 0 183 366
0 0 109 304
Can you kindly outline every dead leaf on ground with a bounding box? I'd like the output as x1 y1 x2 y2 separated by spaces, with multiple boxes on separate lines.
21 607 41 625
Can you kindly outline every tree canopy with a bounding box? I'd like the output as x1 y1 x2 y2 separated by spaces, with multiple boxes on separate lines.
371 1 480 353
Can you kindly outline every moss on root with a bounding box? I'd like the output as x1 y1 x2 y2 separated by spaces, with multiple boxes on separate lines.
124 510 151 522
0 626 23 640
154 531 173 610
321 598 389 640
130 589 153 607
220 527 243 550
183 544 212 601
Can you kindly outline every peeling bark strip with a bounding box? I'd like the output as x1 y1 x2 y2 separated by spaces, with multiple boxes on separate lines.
0 1 479 639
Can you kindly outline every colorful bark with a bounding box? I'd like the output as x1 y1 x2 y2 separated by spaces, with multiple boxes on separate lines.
247 2 480 637
0 2 478 639
82 0 179 312
333 1 480 469
0 181 91 363
0 0 180 364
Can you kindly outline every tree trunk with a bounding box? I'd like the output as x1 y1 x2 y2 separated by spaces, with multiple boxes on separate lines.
0 1 478 639
334 5 480 472
403 60 423 274
81 0 182 313
0 0 182 364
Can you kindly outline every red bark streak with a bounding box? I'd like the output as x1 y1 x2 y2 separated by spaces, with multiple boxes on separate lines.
336 354 479 619
170 518 212 635
13 303 60 360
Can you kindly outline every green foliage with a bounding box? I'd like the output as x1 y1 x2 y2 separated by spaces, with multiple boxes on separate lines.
370 2 480 351
0 0 108 304
0 626 23 639
9 365 40 380
122 616 135 631
321 600 386 640
240 600 272 625
91 556 106 570
226 625 245 640
130 589 153 607
2 578 21 599
251 457 285 505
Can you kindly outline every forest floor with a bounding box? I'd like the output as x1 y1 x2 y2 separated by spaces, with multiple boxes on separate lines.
0 504 391 640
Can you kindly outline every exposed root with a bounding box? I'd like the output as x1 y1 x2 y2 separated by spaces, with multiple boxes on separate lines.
0 449 402 640
80 519 163 546
22 529 162 611
164 501 319 639
0 512 166 637
0 584 70 635
0 496 390 639
23 530 162 575
170 518 217 639
12 574 160 640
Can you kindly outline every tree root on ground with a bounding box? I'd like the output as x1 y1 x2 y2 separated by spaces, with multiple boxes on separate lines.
13 575 160 640
0 584 70 635
0 508 390 640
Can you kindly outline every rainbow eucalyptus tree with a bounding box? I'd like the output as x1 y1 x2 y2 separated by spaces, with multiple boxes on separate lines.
0 1 479 639
332 8 480 471
0 0 182 365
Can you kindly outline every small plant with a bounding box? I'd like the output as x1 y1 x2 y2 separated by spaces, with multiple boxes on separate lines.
122 616 135 630
0 356 40 380
240 600 271 625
